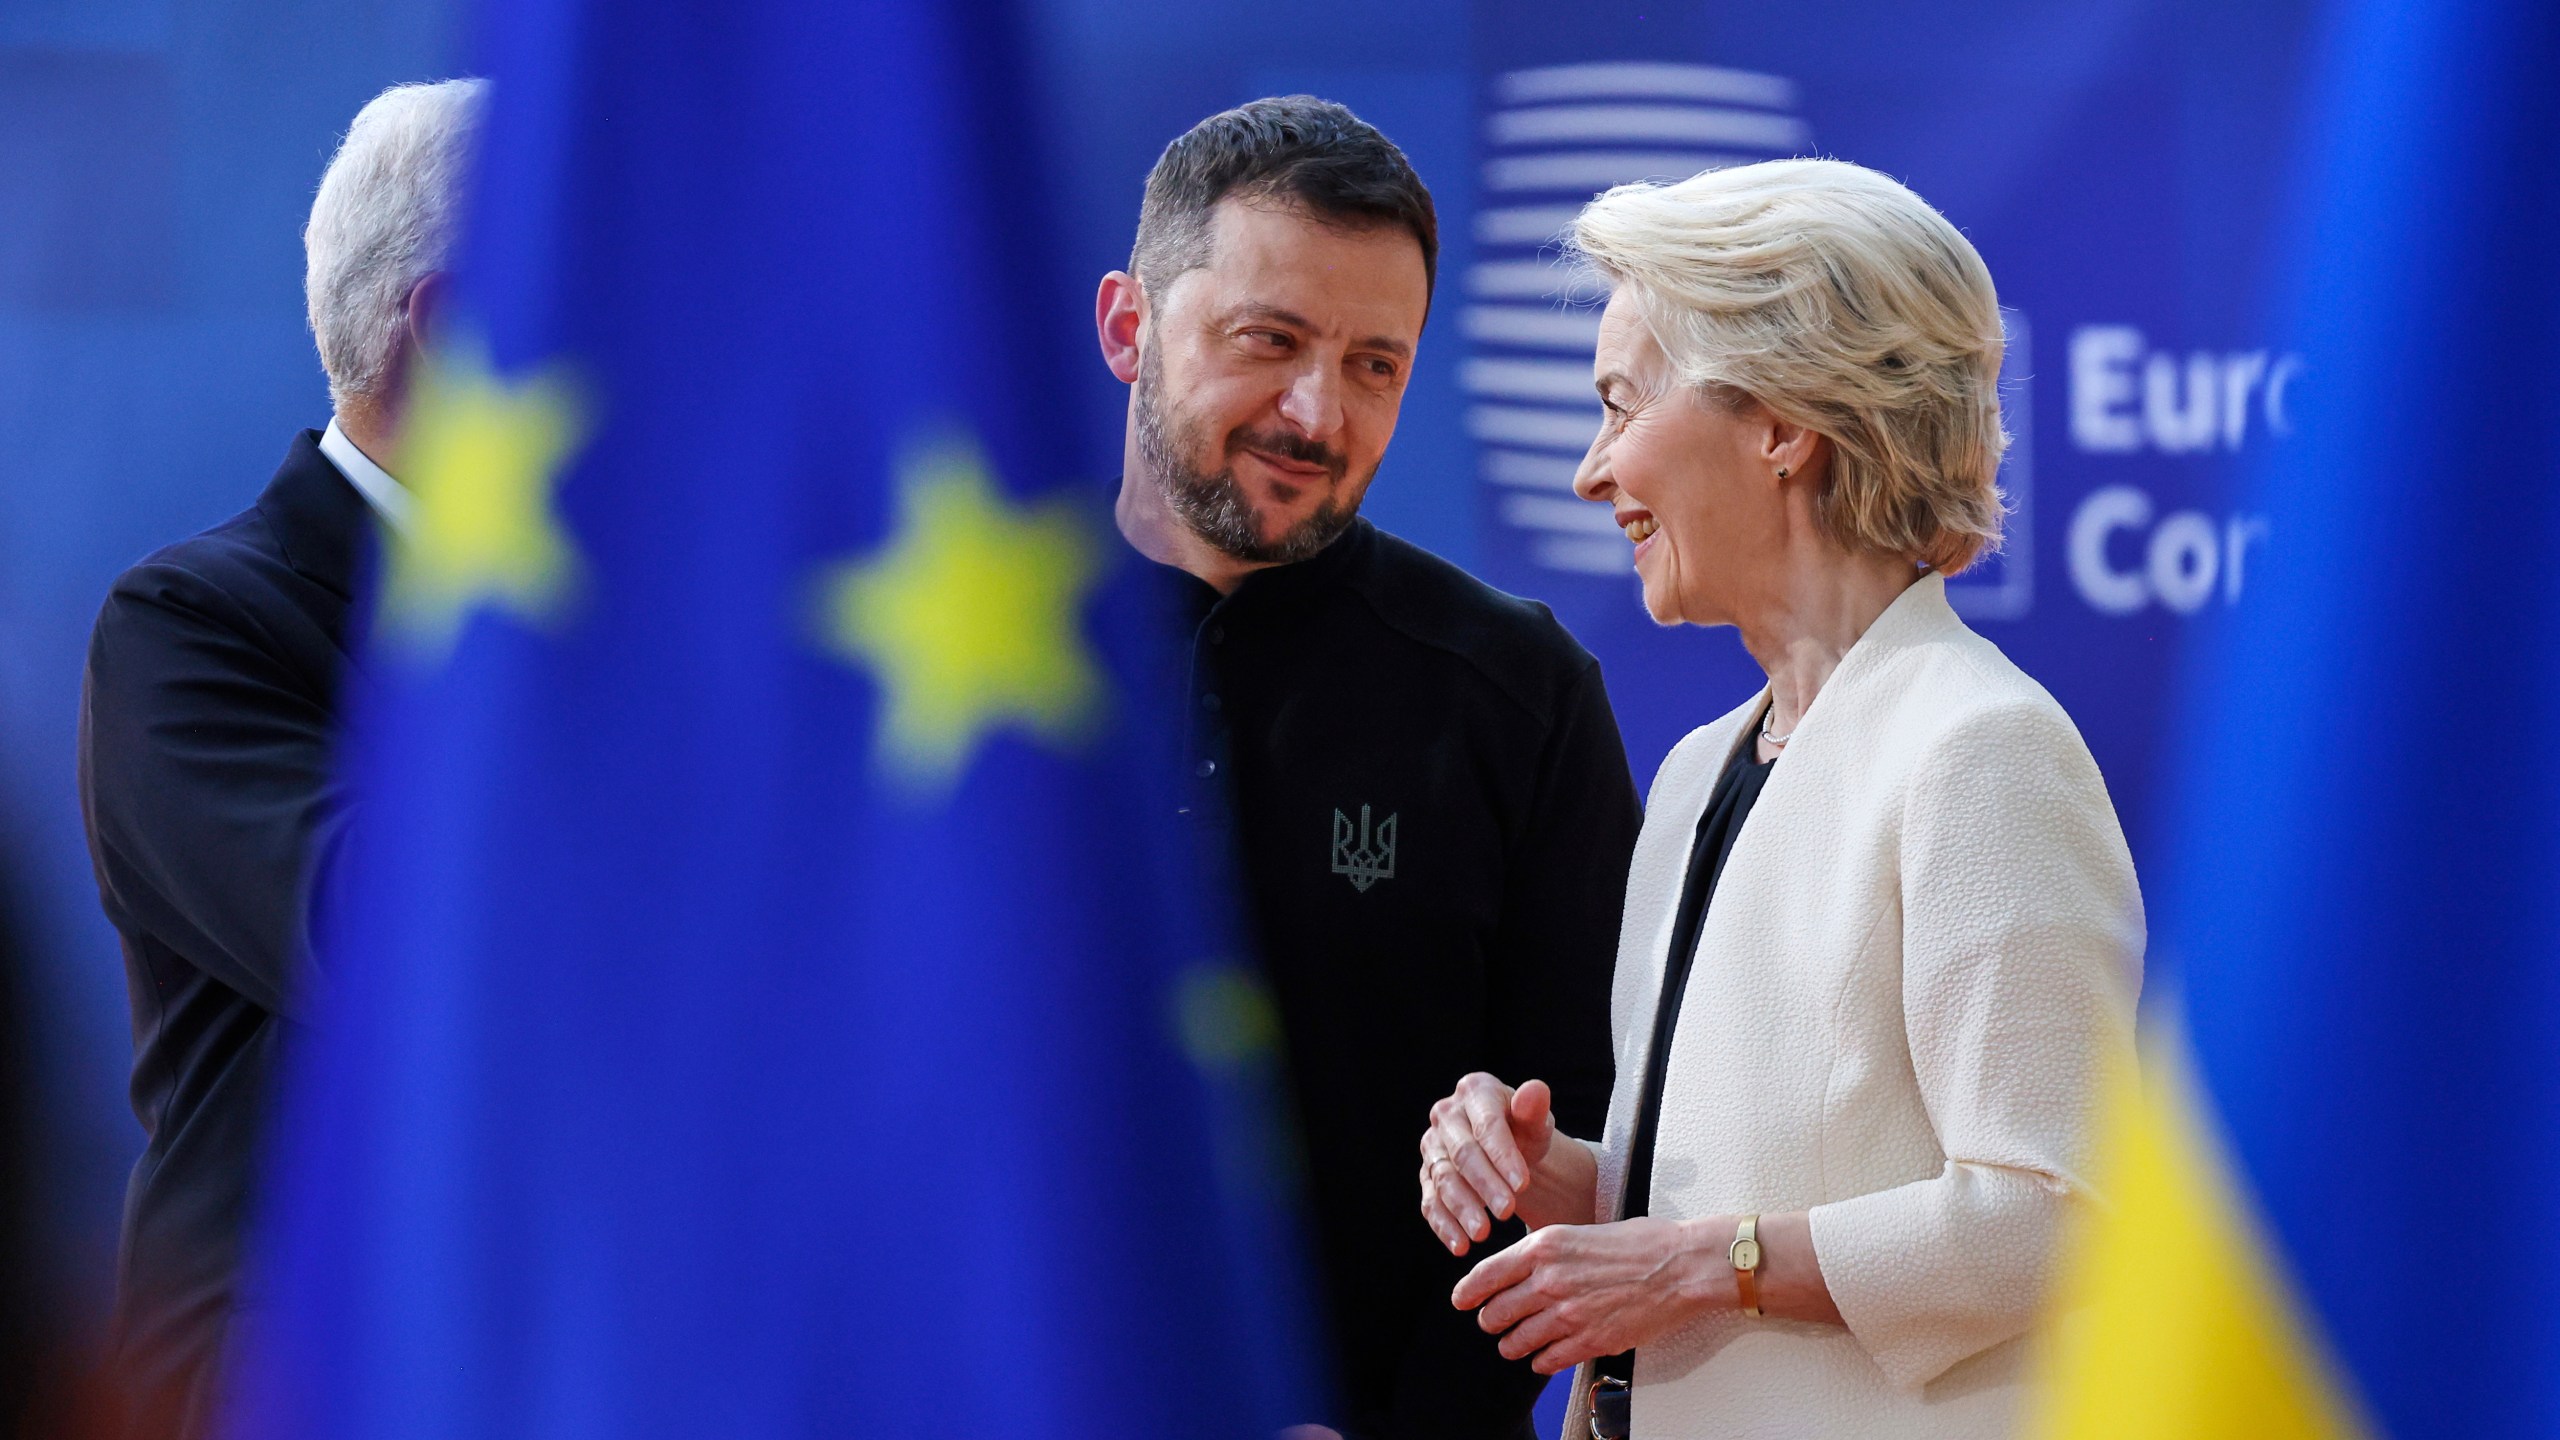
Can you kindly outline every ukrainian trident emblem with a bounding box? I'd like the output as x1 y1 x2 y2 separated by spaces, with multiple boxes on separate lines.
1330 804 1398 893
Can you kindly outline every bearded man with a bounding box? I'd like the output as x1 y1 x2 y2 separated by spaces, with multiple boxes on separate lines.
1094 97 1642 1440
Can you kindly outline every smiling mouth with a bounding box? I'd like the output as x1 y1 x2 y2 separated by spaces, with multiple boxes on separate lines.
1621 513 1659 544
1244 448 1331 483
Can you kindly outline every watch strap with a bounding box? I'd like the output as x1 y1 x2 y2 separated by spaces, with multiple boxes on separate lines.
1730 1214 1763 1318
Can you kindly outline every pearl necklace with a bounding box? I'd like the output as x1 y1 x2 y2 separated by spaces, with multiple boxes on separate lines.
1760 705 1796 748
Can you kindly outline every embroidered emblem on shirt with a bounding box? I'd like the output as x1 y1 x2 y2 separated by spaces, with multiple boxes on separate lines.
1331 805 1398 893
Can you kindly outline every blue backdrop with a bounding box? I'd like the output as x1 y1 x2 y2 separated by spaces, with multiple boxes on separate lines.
2 0 2325 1373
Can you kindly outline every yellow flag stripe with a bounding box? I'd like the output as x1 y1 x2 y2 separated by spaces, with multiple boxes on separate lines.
2031 1038 2367 1439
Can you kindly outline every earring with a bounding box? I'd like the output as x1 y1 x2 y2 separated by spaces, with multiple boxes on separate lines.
1777 467 1790 479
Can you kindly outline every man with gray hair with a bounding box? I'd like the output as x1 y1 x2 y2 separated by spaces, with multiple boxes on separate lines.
77 78 482 1437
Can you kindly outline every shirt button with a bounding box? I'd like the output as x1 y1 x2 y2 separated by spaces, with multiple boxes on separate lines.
1207 625 1227 644
1196 759 1218 779
1199 692 1222 712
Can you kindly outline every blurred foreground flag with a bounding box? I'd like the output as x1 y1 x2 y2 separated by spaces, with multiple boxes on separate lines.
2032 1 2559 1436
224 3 1316 1437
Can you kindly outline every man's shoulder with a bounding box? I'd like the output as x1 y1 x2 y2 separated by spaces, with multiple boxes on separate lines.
100 429 363 628
88 485 352 689
1340 523 1599 715
101 505 294 633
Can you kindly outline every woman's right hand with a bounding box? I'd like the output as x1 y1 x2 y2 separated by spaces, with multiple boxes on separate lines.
1419 1073 1598 1254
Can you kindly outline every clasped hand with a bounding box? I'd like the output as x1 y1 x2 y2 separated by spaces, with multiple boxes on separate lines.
1452 1216 1731 1374
1417 1072 1589 1249
1417 1072 1726 1373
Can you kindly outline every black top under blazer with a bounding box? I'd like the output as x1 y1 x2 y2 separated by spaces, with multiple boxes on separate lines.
78 430 368 1433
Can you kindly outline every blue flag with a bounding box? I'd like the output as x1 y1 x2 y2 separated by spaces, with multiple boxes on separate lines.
226 3 1318 1436
2031 0 2560 1433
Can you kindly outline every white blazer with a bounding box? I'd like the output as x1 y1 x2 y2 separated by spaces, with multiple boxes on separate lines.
1564 575 2143 1439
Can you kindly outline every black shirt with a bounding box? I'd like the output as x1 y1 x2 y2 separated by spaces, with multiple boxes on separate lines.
1175 519 1641 1440
1600 725 1778 1387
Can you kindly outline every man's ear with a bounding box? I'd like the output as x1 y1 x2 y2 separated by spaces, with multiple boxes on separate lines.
372 271 452 427
1096 270 1144 385
404 271 453 356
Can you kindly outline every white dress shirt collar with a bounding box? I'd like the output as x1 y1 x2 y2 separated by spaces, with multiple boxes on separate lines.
319 417 412 534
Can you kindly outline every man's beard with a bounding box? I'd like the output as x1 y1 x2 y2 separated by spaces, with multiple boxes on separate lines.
1134 342 1369 565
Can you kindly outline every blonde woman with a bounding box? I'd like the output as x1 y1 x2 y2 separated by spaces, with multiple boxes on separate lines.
1415 159 2143 1437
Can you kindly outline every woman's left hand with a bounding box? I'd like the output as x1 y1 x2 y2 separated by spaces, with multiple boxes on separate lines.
1450 1217 1729 1374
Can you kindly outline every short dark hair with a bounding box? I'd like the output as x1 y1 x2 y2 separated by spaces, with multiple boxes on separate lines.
1131 95 1439 306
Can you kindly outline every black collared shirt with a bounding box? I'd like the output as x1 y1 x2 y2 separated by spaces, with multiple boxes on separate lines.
1174 519 1641 1440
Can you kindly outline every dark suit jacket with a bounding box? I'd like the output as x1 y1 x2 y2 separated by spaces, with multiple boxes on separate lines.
78 430 368 1435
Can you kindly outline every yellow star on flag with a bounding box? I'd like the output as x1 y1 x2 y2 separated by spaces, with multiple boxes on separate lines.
1170 961 1282 1074
380 339 588 658
816 434 1106 787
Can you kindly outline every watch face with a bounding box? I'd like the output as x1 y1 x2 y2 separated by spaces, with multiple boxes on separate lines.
1730 1238 1763 1271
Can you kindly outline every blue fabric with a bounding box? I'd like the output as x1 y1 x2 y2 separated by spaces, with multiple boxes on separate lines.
223 2 1318 1435
2163 0 2560 1432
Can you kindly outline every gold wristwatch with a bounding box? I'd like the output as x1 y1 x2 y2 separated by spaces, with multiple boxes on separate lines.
1729 1214 1764 1318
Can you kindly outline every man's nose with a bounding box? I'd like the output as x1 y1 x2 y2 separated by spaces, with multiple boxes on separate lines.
1275 360 1344 443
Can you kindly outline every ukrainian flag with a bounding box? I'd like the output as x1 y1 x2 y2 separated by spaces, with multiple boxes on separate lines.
222 2 1318 1436
2033 0 2560 1435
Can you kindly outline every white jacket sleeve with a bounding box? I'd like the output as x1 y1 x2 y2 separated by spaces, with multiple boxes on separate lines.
1806 699 2143 1390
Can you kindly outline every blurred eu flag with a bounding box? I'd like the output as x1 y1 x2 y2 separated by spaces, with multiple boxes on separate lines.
224 2 1318 1436
2034 0 2560 1434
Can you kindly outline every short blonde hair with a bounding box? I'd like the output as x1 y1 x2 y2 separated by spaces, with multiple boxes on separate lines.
1571 158 2007 573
